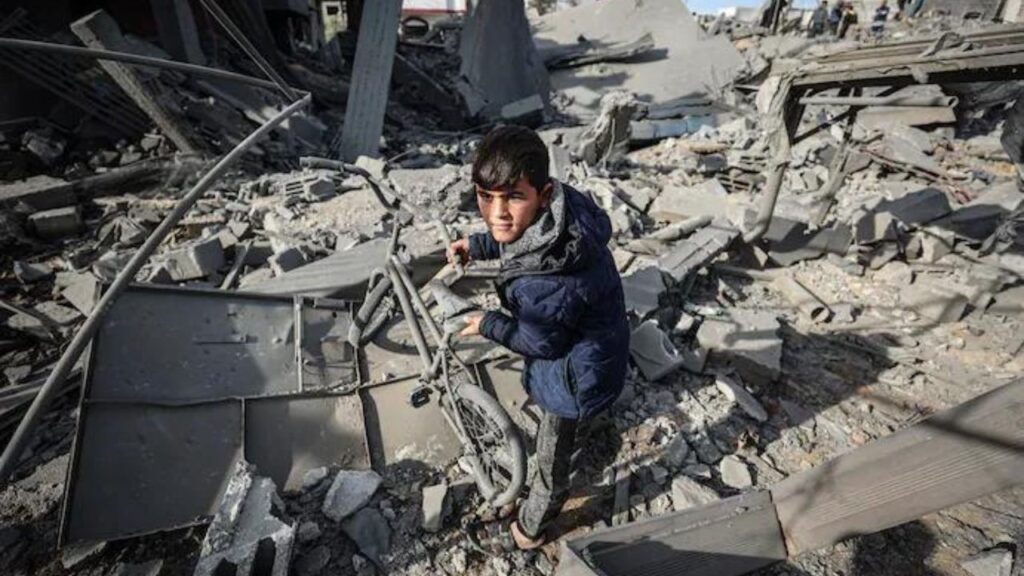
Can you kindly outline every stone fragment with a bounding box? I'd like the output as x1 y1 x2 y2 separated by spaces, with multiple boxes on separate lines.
719 455 752 489
657 219 739 282
297 521 322 543
500 94 545 126
322 470 382 522
421 481 450 533
61 272 101 315
4 366 31 385
621 266 666 317
295 544 331 576
29 206 83 239
660 435 690 470
715 374 767 422
960 549 1014 576
671 475 720 511
341 508 390 567
60 540 106 570
0 175 75 211
301 467 328 491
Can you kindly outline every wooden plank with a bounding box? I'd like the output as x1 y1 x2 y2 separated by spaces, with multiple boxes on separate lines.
70 10 198 153
336 0 402 161
562 491 787 576
771 378 1024 555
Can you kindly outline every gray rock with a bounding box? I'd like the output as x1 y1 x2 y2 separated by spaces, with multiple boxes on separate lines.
961 549 1014 576
322 470 382 522
719 455 753 489
671 476 720 511
13 261 52 284
660 435 690 470
295 544 331 576
297 521 321 542
421 481 449 533
715 374 768 422
341 508 391 567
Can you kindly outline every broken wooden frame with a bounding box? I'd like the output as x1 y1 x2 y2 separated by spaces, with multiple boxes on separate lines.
556 377 1024 576
60 284 366 544
744 24 1024 243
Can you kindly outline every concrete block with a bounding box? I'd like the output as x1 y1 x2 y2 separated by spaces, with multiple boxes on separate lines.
649 179 731 222
269 247 306 276
61 272 101 315
696 309 781 385
29 206 83 239
629 320 686 381
0 175 75 211
657 219 739 282
421 481 449 533
163 236 225 281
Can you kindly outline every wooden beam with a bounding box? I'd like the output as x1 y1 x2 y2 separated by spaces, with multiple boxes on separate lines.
771 378 1024 555
70 10 199 153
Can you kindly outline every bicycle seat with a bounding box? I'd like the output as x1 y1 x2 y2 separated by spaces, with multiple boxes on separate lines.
429 280 478 320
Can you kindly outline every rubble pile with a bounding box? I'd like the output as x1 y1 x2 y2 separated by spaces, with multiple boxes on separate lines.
2 1 1024 576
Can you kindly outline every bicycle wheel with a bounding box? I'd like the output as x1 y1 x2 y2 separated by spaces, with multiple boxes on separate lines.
348 272 396 347
449 381 526 508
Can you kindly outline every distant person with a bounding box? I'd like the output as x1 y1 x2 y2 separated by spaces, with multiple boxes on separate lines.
897 0 908 19
828 1 844 35
872 0 891 38
809 0 829 37
837 2 858 39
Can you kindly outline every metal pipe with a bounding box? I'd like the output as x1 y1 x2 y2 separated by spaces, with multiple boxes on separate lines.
0 94 312 487
799 94 959 107
0 37 292 93
386 262 434 373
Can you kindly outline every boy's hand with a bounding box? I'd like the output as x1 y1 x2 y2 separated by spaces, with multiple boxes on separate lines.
459 313 484 337
447 238 471 266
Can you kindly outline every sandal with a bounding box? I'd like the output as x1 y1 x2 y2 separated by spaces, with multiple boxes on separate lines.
471 518 546 554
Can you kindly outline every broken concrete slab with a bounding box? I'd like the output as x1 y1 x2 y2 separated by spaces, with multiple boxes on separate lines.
245 238 388 299
0 175 75 212
671 475 720 511
629 320 686 381
900 279 970 323
715 374 768 422
193 462 294 576
29 206 83 240
857 106 957 131
421 481 449 533
657 219 739 283
532 0 744 120
341 507 390 568
763 217 852 266
322 470 382 522
696 309 782 385
577 91 639 165
161 236 225 281
943 181 1024 241
268 247 306 276
649 180 732 223
719 455 753 489
621 266 666 317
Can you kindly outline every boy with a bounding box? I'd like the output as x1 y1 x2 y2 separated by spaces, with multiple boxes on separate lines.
449 126 629 549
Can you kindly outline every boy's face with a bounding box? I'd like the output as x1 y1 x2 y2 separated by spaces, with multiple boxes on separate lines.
476 176 552 244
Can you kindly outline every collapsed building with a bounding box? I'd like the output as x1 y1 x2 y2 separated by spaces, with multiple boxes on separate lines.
0 0 1023 575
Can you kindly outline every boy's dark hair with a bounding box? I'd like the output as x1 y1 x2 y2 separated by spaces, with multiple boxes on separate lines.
472 125 550 192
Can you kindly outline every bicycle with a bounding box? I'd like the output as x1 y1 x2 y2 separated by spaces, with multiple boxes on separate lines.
299 157 527 508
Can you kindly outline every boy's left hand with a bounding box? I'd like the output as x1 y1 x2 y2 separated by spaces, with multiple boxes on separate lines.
460 313 484 337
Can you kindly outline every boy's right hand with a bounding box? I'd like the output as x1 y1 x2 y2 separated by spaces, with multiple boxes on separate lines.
447 238 471 266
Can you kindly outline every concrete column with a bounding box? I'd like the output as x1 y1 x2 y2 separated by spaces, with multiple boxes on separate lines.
335 0 402 161
151 0 206 65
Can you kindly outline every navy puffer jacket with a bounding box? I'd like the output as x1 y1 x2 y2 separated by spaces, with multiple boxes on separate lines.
470 183 629 419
